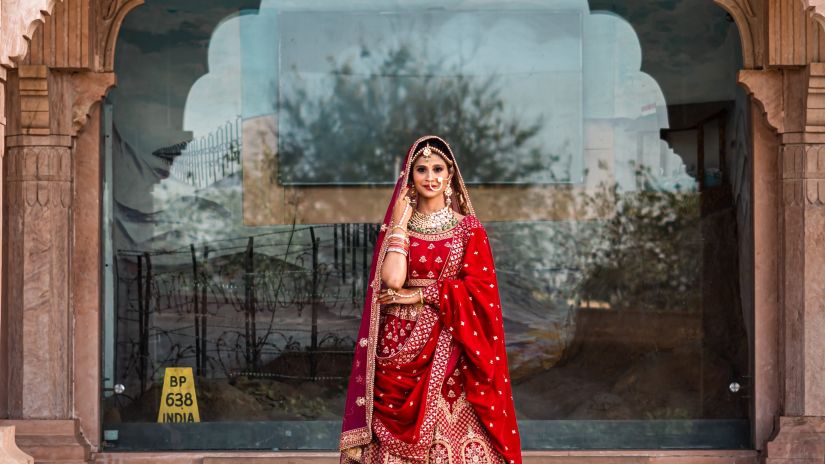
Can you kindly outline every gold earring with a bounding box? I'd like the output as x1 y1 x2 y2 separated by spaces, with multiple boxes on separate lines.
445 184 452 208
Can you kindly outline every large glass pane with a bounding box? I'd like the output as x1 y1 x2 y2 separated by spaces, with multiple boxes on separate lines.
102 0 751 451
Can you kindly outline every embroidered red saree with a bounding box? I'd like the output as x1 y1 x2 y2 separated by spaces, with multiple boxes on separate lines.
340 136 522 464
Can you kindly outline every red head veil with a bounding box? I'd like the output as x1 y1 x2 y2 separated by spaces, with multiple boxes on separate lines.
338 136 473 455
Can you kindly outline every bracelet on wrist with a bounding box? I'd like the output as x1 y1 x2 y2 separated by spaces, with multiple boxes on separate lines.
386 233 409 242
387 247 408 257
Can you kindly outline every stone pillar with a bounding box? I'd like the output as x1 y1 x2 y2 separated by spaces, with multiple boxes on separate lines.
762 137 825 463
5 141 73 418
778 141 825 417
743 63 825 462
4 65 72 420
0 64 94 463
0 60 7 421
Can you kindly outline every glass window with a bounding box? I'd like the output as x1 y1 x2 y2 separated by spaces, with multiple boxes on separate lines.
102 0 751 451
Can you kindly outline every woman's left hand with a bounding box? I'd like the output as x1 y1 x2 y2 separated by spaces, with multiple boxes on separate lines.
377 287 421 305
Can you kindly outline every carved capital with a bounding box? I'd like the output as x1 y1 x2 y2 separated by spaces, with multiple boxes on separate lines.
5 146 72 209
17 65 50 136
70 72 115 134
804 62 825 132
781 144 825 206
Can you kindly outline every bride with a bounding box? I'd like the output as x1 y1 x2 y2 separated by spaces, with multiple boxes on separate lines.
339 136 522 464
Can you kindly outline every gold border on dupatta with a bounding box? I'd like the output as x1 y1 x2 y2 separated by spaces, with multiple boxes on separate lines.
405 278 437 287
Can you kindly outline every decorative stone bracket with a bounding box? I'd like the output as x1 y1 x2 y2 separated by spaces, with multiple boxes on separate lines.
739 64 825 207
70 72 116 134
738 63 825 135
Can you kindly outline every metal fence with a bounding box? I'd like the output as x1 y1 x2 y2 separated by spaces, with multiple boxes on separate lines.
156 116 243 189
114 223 380 396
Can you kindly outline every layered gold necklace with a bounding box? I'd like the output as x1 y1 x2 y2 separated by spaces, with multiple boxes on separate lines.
408 205 459 234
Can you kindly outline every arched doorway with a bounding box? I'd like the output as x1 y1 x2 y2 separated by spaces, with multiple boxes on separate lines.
99 0 755 454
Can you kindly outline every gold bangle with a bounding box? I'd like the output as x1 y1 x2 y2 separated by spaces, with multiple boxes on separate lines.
418 289 423 305
391 225 407 233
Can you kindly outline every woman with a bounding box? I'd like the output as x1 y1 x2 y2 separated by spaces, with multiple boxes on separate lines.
340 136 521 464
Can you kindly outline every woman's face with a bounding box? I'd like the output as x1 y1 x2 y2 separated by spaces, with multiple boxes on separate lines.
411 153 450 200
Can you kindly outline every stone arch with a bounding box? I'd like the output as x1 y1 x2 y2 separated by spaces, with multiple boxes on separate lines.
801 0 825 32
100 0 146 71
713 0 761 68
15 0 145 72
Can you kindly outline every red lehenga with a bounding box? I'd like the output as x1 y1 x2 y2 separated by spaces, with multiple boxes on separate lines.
340 136 522 464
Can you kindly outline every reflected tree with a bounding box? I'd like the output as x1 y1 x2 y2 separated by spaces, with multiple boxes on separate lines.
574 167 702 312
277 44 548 184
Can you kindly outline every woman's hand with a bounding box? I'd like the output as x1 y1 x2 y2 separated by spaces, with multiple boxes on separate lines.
390 186 414 227
377 287 421 305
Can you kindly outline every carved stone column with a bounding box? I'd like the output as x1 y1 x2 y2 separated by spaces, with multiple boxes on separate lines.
0 64 7 421
4 65 73 419
1 0 138 460
0 61 116 462
763 139 825 463
742 63 825 462
5 141 73 418
778 141 825 414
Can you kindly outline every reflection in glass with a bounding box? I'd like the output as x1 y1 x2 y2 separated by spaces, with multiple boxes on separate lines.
102 0 751 451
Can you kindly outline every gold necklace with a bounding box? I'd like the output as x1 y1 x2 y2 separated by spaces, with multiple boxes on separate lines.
408 205 458 234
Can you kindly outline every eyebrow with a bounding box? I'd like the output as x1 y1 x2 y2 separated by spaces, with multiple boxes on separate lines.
414 162 447 168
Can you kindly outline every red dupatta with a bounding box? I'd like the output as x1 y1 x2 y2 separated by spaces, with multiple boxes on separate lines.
339 136 521 464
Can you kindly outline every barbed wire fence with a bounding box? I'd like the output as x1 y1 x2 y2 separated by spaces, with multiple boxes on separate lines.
115 222 380 398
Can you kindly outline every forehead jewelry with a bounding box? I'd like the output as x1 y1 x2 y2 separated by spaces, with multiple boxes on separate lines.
413 144 449 164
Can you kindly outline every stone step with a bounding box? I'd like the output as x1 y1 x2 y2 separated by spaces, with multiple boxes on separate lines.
0 420 89 463
0 421 78 438
16 443 89 463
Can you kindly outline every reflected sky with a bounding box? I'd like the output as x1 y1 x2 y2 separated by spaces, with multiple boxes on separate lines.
178 1 690 189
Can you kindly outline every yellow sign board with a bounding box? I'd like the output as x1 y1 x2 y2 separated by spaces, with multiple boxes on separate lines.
157 367 200 423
